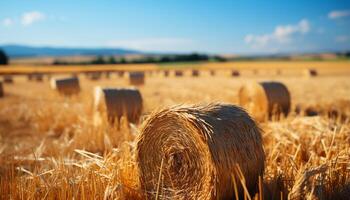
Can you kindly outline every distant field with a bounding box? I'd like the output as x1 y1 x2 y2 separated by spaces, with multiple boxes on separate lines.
0 61 349 75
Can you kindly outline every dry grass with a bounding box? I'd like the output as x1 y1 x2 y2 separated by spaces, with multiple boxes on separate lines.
0 62 350 199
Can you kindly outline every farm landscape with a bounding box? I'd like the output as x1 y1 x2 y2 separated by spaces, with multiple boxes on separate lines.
1 1 350 199
0 61 349 199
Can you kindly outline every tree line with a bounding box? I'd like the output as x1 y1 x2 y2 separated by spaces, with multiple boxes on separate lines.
53 53 227 65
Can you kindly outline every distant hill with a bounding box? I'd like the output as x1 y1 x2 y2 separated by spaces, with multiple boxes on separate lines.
0 44 141 58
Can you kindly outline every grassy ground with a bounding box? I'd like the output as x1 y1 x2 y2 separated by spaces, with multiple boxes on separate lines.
0 63 350 199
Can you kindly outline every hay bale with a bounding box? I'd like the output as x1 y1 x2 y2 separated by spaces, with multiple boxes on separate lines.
239 81 291 121
231 70 240 77
94 87 143 126
0 81 3 97
89 72 102 80
32 73 44 82
3 75 13 84
117 71 125 78
303 69 318 77
105 71 111 79
27 73 33 81
50 77 80 96
174 70 183 77
163 70 169 77
129 72 145 86
210 70 216 76
192 69 199 77
136 103 265 199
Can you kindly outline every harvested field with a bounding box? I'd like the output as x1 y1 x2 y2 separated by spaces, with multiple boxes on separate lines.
0 61 350 199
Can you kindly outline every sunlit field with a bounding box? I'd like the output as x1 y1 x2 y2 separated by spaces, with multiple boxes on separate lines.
0 61 349 199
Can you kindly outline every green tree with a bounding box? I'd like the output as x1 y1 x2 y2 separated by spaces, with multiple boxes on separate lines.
0 49 8 65
108 56 117 64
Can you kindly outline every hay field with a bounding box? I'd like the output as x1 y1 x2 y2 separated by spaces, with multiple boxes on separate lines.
0 61 350 199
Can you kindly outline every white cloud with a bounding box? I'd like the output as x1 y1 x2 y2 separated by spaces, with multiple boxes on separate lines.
21 11 45 26
328 10 350 19
2 18 14 26
244 19 310 48
335 35 350 43
107 38 195 52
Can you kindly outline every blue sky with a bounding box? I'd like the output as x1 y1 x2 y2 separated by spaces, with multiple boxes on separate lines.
0 0 350 54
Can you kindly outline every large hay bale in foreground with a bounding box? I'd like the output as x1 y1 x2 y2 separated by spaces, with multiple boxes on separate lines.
239 81 291 121
137 103 265 199
0 81 3 97
94 87 143 126
174 70 183 77
50 77 80 96
3 75 13 84
129 72 145 86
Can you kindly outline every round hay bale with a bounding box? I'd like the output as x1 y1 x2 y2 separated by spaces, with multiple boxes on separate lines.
239 81 291 121
50 77 80 96
3 75 13 84
117 71 125 78
89 72 102 80
276 69 282 75
303 69 318 77
210 70 216 76
231 70 240 77
27 73 33 81
33 73 44 82
129 72 145 86
105 71 111 79
0 81 4 97
192 69 199 77
136 103 265 199
94 87 143 126
174 70 183 77
163 70 169 77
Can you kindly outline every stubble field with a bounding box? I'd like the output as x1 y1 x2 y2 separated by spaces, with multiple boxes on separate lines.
0 61 349 199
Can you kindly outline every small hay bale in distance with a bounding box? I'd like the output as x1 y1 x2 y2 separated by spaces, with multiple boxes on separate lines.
136 103 265 199
50 77 81 96
3 75 13 84
94 87 143 125
33 73 44 82
192 69 200 77
210 70 216 76
129 71 145 86
303 69 318 77
0 81 4 97
89 72 102 80
239 81 291 121
231 70 240 77
163 70 169 77
117 70 125 78
174 70 183 77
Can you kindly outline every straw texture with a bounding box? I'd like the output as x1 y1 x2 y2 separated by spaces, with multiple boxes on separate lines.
174 70 183 77
0 81 3 97
136 103 265 199
94 87 143 126
239 81 291 121
51 77 81 96
129 72 145 86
